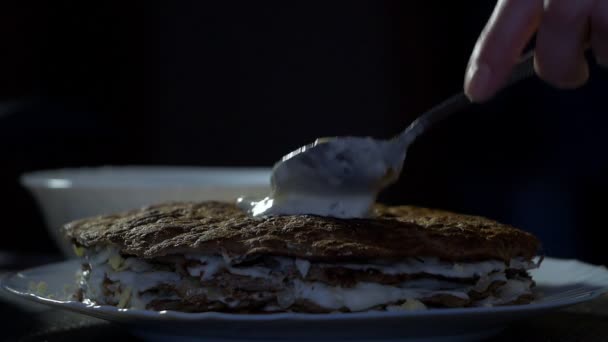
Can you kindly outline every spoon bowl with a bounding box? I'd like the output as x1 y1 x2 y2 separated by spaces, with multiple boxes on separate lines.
271 137 405 194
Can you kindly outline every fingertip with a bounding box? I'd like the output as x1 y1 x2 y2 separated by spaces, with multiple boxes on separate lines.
464 62 493 103
464 0 542 103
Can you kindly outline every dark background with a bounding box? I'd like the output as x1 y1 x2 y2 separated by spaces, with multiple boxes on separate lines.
1 1 607 264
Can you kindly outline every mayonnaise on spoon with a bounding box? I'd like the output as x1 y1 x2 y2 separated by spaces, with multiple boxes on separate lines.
238 136 405 218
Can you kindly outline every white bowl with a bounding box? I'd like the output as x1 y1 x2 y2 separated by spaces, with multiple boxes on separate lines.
21 166 271 256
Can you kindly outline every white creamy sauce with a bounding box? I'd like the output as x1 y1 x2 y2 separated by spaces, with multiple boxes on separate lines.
185 255 274 280
293 280 469 312
106 270 180 292
238 137 402 219
82 266 107 299
293 275 533 312
229 266 272 279
88 248 116 266
185 264 205 277
237 194 376 219
330 257 535 279
81 247 182 308
80 248 536 311
185 255 534 281
295 259 311 278
195 256 225 280
472 272 508 292
510 257 540 269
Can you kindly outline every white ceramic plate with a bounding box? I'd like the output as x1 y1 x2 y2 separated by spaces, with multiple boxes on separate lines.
3 258 608 342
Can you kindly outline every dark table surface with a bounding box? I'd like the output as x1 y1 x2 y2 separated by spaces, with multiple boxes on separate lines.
2 261 608 342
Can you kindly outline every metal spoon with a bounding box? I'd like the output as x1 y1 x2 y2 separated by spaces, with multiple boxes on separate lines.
246 52 537 218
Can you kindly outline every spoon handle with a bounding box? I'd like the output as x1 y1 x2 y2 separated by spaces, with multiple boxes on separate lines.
397 51 536 149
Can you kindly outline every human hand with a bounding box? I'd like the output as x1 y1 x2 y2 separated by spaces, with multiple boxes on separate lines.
464 0 608 103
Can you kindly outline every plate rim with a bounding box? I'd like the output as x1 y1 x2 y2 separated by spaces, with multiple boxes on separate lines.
2 257 608 322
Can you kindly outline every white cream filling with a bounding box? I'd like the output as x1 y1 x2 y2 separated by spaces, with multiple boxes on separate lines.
295 259 311 278
186 255 275 280
80 247 536 311
292 276 533 312
81 248 182 309
81 263 181 309
333 257 536 279
185 254 535 280
293 280 471 312
106 269 181 292
237 194 376 219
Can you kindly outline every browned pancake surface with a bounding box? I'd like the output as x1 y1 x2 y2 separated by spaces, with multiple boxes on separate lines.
64 201 539 262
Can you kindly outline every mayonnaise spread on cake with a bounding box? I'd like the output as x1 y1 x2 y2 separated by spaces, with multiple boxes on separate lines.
77 246 538 312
